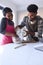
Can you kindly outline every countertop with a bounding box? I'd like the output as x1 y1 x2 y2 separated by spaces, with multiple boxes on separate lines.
0 42 43 65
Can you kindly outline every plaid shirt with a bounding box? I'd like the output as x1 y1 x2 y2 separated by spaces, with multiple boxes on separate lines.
20 16 43 39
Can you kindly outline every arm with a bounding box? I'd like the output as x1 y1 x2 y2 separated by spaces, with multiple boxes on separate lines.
38 19 43 38
0 18 6 34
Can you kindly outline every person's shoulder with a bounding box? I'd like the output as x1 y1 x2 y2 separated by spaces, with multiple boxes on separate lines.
36 16 43 24
24 16 28 19
1 17 7 21
1 18 7 24
23 16 29 21
36 15 43 20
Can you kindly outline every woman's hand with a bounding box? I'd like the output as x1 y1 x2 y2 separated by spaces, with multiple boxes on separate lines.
15 26 19 30
15 37 21 41
15 25 23 30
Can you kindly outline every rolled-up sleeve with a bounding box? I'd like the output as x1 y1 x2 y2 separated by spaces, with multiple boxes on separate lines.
38 19 43 38
0 18 6 34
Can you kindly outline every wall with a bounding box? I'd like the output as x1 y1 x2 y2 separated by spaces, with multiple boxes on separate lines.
38 8 43 17
17 8 43 25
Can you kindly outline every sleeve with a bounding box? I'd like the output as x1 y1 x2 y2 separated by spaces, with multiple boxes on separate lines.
38 19 43 38
0 18 7 34
20 17 26 27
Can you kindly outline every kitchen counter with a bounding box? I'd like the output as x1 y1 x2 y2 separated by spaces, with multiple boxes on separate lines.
0 42 43 65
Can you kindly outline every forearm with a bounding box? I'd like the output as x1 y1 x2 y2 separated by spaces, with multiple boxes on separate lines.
27 31 35 36
29 32 35 36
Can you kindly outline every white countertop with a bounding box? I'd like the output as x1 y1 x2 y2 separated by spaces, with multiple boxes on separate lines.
0 42 43 65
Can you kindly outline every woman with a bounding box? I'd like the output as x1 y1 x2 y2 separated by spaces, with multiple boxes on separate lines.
0 7 19 45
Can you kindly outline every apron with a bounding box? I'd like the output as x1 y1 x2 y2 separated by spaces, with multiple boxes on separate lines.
1 20 15 45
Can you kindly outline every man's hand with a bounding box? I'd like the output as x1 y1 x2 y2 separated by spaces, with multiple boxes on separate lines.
23 30 35 37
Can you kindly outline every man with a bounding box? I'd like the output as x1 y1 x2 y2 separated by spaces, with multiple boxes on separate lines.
16 4 43 42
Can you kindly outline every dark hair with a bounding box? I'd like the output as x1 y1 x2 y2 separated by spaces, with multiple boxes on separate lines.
3 7 12 16
27 4 38 13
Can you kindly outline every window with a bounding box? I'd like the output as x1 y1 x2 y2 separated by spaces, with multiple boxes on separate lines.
0 10 3 22
0 6 4 42
0 6 4 22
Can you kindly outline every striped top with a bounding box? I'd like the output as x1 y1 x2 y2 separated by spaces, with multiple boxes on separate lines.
20 16 43 40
